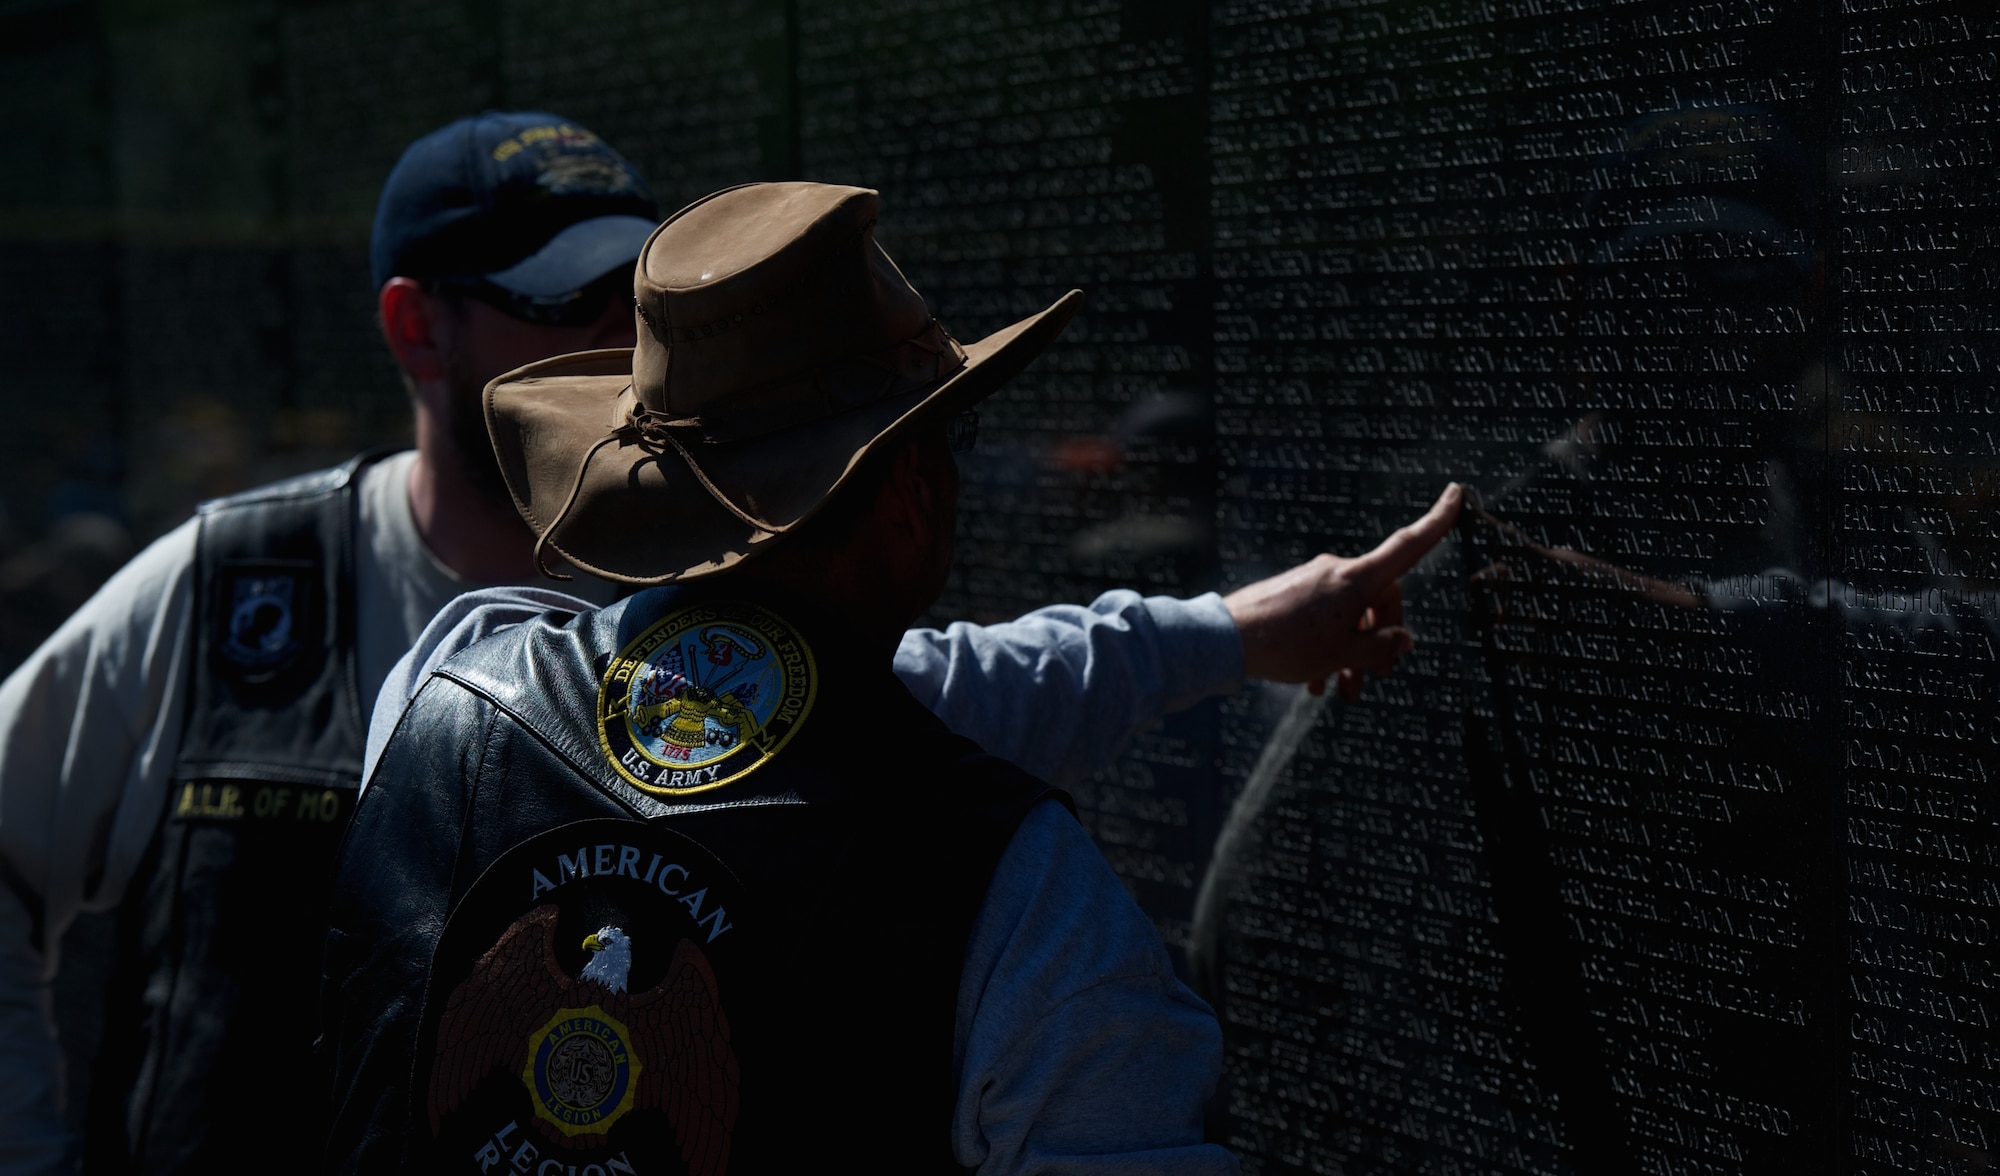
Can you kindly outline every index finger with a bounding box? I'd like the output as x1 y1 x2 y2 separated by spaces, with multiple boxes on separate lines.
1347 483 1464 588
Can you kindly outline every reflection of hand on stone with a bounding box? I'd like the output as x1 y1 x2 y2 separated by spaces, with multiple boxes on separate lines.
1224 483 1463 701
1541 412 1605 480
1468 504 1704 610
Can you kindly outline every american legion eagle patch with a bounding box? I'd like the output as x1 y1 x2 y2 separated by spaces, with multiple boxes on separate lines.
596 601 816 797
415 819 746 1176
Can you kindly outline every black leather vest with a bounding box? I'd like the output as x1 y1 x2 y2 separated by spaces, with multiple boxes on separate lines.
88 455 379 1174
321 586 1061 1174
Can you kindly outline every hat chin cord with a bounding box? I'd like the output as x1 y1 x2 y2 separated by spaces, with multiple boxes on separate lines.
532 394 786 581
529 318 970 580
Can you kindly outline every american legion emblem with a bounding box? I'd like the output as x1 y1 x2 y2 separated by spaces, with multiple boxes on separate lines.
597 601 815 797
417 819 745 1176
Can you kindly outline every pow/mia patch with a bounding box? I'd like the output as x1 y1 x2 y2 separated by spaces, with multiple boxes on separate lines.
597 601 816 797
220 568 303 667
417 819 746 1176
210 559 320 686
224 573 295 667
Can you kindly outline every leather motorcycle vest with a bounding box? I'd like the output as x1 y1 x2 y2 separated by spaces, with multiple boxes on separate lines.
89 454 380 1174
323 586 1062 1175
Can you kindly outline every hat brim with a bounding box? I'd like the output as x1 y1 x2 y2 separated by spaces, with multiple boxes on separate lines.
484 214 659 298
486 289 1083 584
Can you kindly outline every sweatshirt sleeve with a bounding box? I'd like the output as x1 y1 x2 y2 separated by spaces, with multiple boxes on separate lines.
952 800 1238 1175
894 591 1244 785
0 520 201 1175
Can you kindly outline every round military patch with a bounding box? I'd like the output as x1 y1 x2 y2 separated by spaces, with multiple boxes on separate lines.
597 600 816 796
524 1005 639 1135
417 818 748 1176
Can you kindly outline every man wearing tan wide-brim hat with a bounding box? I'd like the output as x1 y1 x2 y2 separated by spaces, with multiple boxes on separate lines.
324 182 1460 1173
487 180 1083 586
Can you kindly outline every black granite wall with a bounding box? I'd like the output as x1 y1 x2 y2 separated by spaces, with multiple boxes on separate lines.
2 1 1994 1170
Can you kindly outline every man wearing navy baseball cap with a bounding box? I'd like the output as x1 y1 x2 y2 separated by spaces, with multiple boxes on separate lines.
371 115 660 300
0 109 1452 1173
0 111 660 1174
368 113 662 584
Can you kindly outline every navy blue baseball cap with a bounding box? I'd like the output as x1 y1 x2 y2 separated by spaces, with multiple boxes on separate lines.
369 111 660 298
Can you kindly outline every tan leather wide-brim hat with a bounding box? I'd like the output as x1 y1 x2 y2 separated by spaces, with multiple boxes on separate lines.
485 182 1082 584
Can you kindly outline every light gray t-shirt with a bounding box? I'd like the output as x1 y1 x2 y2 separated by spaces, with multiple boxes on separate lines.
0 451 618 1174
353 451 620 705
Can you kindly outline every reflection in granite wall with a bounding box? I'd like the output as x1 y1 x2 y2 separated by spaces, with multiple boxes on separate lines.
1 0 1995 1171
1204 3 1848 1170
1834 4 2000 1171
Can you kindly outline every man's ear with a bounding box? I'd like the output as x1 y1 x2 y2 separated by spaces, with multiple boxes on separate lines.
379 277 448 383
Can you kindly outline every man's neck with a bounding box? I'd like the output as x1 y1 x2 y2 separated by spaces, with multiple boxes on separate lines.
406 418 541 584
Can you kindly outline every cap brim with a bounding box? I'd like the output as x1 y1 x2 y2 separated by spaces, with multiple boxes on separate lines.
486 290 1084 584
484 214 658 297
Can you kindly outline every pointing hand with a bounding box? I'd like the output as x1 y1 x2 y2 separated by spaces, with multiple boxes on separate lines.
1223 483 1464 701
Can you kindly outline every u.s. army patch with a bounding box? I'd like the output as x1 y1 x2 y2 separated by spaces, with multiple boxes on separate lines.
597 601 816 796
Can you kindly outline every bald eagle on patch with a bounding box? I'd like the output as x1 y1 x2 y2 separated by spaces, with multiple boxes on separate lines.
580 925 633 992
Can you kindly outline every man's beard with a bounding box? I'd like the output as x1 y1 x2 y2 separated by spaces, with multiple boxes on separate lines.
443 349 521 515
